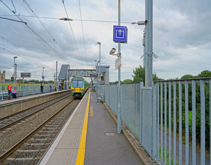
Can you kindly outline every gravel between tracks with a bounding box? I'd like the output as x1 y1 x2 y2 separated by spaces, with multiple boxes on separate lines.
0 95 73 156
1 99 80 165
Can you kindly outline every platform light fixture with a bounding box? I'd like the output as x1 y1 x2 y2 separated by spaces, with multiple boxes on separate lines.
109 48 121 57
131 20 147 25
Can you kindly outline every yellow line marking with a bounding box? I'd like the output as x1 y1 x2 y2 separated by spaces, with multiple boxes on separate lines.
75 89 91 165
89 106 93 116
89 110 93 116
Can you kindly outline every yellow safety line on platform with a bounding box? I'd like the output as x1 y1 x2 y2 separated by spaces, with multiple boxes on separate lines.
75 89 91 165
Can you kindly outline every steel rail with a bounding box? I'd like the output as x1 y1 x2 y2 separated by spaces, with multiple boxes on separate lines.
0 91 71 121
0 94 72 131
0 97 75 163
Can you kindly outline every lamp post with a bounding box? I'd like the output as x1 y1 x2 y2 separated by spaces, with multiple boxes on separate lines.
42 67 45 84
13 56 17 85
97 42 101 85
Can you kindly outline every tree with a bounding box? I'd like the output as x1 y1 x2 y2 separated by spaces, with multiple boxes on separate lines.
132 65 145 83
153 73 164 81
180 74 195 79
197 70 211 78
122 79 133 84
132 65 163 83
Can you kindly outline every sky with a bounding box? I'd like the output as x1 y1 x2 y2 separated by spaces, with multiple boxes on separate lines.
0 0 211 82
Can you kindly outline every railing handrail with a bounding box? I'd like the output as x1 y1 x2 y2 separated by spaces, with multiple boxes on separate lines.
154 77 211 83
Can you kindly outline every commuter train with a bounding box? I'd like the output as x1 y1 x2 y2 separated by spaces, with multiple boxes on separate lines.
70 77 89 98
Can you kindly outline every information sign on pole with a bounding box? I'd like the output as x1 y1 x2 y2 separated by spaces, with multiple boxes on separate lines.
21 72 31 78
115 56 121 70
113 25 128 43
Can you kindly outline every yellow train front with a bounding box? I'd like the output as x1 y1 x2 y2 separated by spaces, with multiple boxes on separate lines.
71 77 89 98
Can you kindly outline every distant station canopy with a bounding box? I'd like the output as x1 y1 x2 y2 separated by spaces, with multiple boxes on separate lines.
58 65 110 85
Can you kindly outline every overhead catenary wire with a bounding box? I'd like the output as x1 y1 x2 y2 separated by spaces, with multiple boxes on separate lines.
24 0 70 65
11 0 16 13
18 0 25 16
0 15 133 23
0 0 69 64
0 36 54 67
78 0 88 63
0 16 27 24
0 45 54 69
62 0 85 68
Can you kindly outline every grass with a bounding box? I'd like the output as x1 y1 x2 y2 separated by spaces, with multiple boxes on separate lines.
158 146 179 165
160 123 211 159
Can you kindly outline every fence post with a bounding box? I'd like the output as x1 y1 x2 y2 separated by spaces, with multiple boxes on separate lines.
109 85 110 106
152 82 157 160
139 82 143 145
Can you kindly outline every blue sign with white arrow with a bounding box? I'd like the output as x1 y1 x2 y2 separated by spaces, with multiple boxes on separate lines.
113 25 127 43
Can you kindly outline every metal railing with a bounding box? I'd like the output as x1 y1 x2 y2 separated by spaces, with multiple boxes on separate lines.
155 78 210 165
98 83 141 140
97 78 211 165
0 84 56 100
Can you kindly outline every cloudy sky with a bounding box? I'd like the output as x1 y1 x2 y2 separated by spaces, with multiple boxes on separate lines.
0 0 211 82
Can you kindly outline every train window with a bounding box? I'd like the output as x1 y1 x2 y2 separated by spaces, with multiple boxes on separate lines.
72 81 77 88
2 86 5 90
78 81 83 88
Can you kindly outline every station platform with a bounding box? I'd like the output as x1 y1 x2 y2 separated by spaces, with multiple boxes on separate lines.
0 90 70 118
40 89 143 165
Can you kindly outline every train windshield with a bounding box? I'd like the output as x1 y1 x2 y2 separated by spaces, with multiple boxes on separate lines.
78 81 83 88
72 81 77 88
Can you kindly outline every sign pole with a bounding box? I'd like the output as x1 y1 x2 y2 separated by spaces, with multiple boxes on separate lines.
117 0 121 134
23 77 24 97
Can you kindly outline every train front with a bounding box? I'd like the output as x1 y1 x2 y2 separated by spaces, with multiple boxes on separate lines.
71 77 85 98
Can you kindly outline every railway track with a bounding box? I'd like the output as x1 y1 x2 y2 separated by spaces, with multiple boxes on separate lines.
0 93 71 130
0 93 81 164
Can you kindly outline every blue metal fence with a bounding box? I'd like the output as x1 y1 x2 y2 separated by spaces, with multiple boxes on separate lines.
155 79 210 165
98 78 211 165
0 84 56 100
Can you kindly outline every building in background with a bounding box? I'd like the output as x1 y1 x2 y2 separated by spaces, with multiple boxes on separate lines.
0 70 5 83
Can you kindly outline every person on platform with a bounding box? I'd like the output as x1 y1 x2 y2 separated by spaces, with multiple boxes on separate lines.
12 87 17 98
7 85 12 100
50 85 52 92
40 83 43 93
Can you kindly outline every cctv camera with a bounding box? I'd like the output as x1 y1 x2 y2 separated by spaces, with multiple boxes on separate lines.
109 48 116 55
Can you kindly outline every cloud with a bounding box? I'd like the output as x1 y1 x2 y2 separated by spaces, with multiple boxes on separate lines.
0 0 210 82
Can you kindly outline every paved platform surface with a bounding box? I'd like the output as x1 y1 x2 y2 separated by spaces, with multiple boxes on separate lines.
40 90 142 165
40 91 89 165
85 92 142 165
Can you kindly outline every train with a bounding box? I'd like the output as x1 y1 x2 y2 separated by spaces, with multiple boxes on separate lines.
70 77 89 98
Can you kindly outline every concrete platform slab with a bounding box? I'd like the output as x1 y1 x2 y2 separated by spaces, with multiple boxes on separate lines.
84 92 142 165
39 90 89 165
